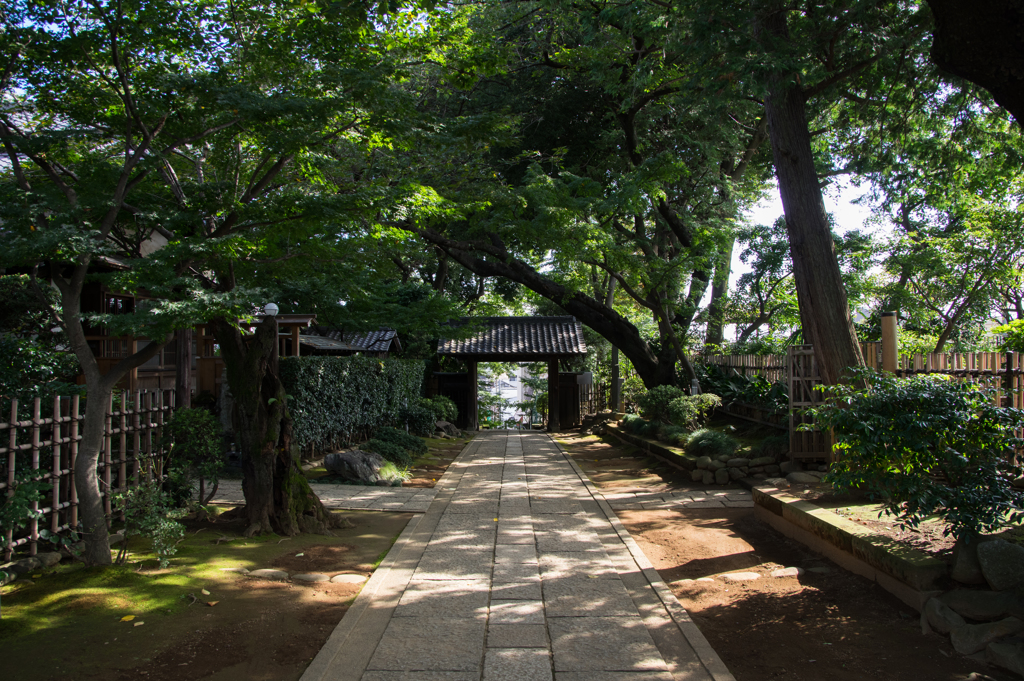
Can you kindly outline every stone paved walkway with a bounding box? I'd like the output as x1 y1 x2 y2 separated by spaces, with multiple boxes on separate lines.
211 480 437 513
301 431 734 681
604 489 753 511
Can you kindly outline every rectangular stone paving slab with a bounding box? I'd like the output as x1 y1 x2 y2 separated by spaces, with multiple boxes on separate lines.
549 617 669 672
542 577 641 617
367 617 486 672
484 648 553 681
486 624 549 648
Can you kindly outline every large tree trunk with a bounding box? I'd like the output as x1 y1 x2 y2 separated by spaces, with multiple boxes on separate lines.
759 7 865 385
927 0 1024 127
212 316 345 537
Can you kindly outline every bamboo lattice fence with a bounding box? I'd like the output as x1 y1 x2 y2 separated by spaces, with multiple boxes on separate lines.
2 390 175 560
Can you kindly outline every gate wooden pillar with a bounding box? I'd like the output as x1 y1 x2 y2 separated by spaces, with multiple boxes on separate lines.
467 359 479 431
547 358 560 432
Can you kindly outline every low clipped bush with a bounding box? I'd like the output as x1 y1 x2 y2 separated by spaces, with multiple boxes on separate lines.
637 385 686 423
373 427 428 456
667 393 722 430
755 434 789 460
622 413 647 434
378 462 411 486
658 425 690 448
360 438 412 467
420 395 458 423
400 404 437 436
685 428 739 459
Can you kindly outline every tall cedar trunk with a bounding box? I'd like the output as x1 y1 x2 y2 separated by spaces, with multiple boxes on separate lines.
704 238 735 352
212 316 345 537
759 7 865 385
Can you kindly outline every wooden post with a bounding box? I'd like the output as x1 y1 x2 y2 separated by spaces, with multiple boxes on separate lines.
467 359 478 431
547 358 561 432
291 325 301 357
175 327 193 409
610 346 622 412
881 311 898 374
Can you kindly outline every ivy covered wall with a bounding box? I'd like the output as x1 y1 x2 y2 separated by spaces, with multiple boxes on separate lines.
280 356 426 453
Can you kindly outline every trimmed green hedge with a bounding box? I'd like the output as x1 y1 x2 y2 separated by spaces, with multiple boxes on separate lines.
281 356 425 452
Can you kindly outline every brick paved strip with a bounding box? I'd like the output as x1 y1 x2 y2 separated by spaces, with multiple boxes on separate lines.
300 432 734 681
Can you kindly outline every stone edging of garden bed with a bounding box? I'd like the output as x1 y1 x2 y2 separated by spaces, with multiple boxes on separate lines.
750 485 949 612
602 423 698 472
599 422 949 613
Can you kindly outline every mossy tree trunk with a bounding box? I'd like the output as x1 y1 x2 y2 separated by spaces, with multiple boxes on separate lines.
212 317 344 537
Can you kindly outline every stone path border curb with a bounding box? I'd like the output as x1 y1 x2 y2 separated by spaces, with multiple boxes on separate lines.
550 438 736 681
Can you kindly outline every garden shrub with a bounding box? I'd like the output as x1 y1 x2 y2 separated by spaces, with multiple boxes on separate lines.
163 407 224 506
637 385 686 423
373 426 428 456
809 368 1024 540
378 461 411 486
360 438 412 468
281 356 424 452
110 481 186 568
401 404 437 436
668 393 722 430
419 395 458 423
685 428 739 459
755 434 789 460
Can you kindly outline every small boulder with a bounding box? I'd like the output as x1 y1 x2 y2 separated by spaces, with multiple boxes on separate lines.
748 466 765 474
780 461 803 474
331 573 368 584
716 454 733 463
786 472 819 484
219 567 249 575
940 590 1021 621
324 450 386 485
696 456 712 470
764 464 781 476
771 567 804 578
702 470 715 485
952 537 992 585
35 551 62 568
249 569 290 581
728 467 745 481
690 470 704 482
722 572 760 581
925 597 966 634
752 473 768 480
714 468 730 485
7 557 40 575
726 458 750 468
764 477 789 488
987 641 1024 677
749 456 775 467
978 540 1024 591
708 460 726 471
951 617 1024 655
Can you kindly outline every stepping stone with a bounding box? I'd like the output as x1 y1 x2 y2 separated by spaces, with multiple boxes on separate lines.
721 572 760 581
331 573 368 584
771 567 804 578
219 567 249 574
249 569 290 581
293 573 330 582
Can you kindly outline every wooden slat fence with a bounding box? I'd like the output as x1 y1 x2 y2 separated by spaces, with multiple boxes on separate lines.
580 382 608 417
702 346 1024 461
2 390 174 560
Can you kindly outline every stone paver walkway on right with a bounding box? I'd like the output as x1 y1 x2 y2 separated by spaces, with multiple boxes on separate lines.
603 489 753 511
302 430 734 681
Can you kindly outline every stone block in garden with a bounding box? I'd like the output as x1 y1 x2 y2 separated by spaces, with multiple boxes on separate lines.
779 461 802 474
695 456 712 470
35 551 62 568
764 464 781 475
940 590 1023 621
324 450 386 484
690 470 703 482
714 468 729 485
978 540 1024 591
702 470 714 486
950 617 1024 655
708 460 726 471
728 467 744 480
925 597 965 634
726 458 749 468
987 641 1024 676
749 456 775 467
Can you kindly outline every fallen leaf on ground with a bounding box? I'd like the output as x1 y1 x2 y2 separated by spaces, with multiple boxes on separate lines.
133 621 144 627
120 615 136 622
31 574 41 578
201 589 210 595
207 601 219 607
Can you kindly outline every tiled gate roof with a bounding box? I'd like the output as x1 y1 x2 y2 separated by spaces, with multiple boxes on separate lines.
437 316 587 357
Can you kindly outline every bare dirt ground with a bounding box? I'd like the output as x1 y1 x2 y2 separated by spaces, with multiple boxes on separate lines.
558 429 1012 681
